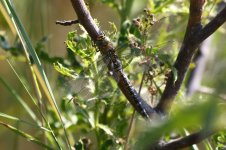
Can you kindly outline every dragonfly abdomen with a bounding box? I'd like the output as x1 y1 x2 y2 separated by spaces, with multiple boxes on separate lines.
96 34 155 118
115 69 155 118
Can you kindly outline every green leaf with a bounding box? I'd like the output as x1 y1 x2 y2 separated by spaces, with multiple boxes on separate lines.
98 123 114 136
54 62 78 79
1 0 62 120
66 31 95 61
108 22 118 38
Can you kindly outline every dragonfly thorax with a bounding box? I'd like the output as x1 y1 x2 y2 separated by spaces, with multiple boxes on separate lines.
107 49 122 71
112 58 122 71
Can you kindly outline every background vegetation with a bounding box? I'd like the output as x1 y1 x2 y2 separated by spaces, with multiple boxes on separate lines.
0 0 226 149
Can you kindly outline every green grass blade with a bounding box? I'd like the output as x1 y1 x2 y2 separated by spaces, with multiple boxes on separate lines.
1 1 71 149
0 112 50 132
0 121 55 150
1 0 59 118
0 76 38 122
5 59 63 150
6 59 41 114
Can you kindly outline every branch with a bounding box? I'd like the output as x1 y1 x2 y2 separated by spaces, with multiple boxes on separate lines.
70 0 156 117
56 19 79 26
155 0 205 113
155 1 226 114
150 129 215 150
196 6 226 44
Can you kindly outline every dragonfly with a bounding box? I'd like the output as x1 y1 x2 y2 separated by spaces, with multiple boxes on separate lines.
92 29 174 117
59 13 174 118
58 42 172 119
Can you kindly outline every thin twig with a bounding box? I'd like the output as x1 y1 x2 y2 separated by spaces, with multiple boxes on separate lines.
149 129 215 150
197 86 226 100
56 19 79 26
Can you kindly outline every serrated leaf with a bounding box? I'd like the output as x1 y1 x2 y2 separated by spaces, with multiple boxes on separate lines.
66 31 95 61
54 62 78 79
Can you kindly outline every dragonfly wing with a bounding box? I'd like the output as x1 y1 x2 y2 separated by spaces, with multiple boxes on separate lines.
96 54 112 76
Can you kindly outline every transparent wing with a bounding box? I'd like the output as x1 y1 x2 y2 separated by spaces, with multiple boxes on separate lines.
64 16 173 103
148 17 167 39
62 53 113 103
117 40 174 68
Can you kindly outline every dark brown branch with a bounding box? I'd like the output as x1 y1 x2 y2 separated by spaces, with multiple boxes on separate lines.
56 19 79 26
155 0 205 113
156 1 226 114
196 6 226 44
150 129 215 150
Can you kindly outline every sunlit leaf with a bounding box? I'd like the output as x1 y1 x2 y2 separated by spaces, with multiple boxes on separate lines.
98 123 114 136
54 62 78 79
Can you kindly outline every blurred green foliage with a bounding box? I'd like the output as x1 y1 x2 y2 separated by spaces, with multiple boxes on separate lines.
0 0 226 150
